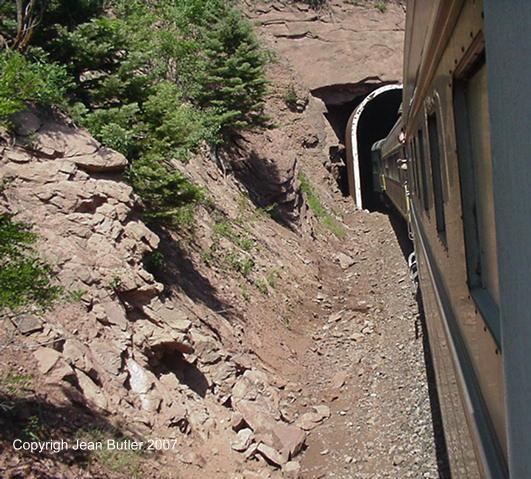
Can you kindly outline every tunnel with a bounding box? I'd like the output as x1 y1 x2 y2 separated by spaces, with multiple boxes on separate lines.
347 86 403 210
312 83 402 209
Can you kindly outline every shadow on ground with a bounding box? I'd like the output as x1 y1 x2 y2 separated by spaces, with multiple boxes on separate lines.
224 138 302 230
380 202 452 479
149 227 234 321
0 385 149 478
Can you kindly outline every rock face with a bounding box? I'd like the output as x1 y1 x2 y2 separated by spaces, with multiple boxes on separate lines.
246 1 405 90
0 111 245 436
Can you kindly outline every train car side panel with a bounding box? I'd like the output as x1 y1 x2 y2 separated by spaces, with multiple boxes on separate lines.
404 1 507 477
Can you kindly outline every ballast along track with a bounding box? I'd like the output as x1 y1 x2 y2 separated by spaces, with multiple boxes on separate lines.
343 2 531 478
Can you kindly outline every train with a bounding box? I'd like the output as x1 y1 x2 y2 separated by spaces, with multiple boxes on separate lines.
364 1 531 478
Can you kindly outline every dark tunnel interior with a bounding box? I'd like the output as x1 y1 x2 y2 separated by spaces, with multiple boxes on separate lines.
324 97 364 143
356 89 402 209
319 87 402 205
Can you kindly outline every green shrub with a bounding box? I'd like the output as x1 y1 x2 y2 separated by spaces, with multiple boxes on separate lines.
127 154 204 224
0 215 62 313
1 0 270 227
196 8 268 136
0 51 71 123
375 2 387 13
76 103 142 157
142 82 208 158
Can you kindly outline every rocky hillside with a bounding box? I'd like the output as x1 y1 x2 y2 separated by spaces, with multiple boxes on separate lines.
0 2 413 479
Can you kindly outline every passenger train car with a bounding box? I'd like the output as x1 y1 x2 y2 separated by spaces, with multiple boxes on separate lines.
368 1 531 478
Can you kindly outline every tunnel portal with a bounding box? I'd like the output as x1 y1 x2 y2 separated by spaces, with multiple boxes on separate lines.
349 87 403 210
312 83 402 210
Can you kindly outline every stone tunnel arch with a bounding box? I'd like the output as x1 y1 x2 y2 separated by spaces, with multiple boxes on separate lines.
345 84 403 210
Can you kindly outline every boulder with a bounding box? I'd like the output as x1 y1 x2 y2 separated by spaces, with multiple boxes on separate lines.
102 301 129 330
283 461 301 479
14 315 43 335
231 412 247 431
7 149 33 164
148 329 194 355
126 358 154 395
330 371 348 390
191 331 221 364
33 347 61 374
336 252 355 269
231 428 254 452
313 405 331 419
296 405 330 431
236 401 306 461
75 369 108 409
269 421 306 460
236 400 277 433
124 221 159 250
90 340 123 376
72 146 128 173
62 339 86 369
328 311 343 322
257 443 286 467
45 361 75 385
232 369 280 415
140 390 162 413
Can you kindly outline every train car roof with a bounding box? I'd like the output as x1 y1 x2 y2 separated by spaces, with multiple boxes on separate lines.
371 139 386 152
403 1 462 130
381 117 403 158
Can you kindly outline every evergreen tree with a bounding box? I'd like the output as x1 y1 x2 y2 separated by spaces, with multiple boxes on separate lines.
197 8 268 137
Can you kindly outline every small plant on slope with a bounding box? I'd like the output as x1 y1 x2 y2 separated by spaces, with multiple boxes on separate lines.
0 215 62 314
298 172 346 238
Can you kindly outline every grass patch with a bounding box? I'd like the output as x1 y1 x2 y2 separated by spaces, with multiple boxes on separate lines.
255 269 280 295
0 373 34 397
201 219 256 277
225 251 254 277
214 219 254 252
64 288 87 303
76 428 144 478
375 2 387 13
255 277 269 295
265 269 280 289
298 172 345 238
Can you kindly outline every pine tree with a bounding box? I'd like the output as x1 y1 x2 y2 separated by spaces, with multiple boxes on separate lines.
197 8 268 137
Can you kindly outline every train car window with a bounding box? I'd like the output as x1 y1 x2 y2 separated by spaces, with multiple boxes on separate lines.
454 60 500 334
407 141 417 194
412 137 421 197
417 129 429 213
427 113 447 243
